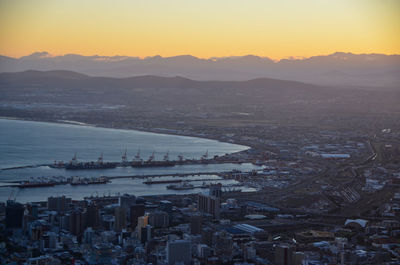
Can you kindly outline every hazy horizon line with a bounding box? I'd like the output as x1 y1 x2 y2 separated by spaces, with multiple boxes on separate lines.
2 51 399 62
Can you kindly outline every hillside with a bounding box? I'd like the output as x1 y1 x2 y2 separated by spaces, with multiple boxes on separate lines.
0 70 399 133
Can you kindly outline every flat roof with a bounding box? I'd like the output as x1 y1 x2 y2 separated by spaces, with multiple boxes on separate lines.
233 224 264 234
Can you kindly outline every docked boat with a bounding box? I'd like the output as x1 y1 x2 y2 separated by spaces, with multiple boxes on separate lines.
18 177 55 188
132 151 175 168
18 182 55 188
49 160 65 168
166 181 194 190
65 153 117 170
121 149 129 166
70 176 109 186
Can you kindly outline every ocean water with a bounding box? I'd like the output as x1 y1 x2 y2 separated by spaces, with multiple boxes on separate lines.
0 119 259 202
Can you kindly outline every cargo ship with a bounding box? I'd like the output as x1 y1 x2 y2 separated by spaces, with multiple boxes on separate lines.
132 151 175 168
49 150 212 169
18 177 56 188
49 160 65 168
18 182 55 188
70 176 109 186
65 153 117 170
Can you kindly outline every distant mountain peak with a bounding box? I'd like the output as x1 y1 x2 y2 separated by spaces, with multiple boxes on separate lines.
7 51 399 62
15 69 90 79
20 51 52 60
1 52 398 88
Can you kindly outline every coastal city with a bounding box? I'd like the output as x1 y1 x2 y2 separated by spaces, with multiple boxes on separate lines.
1 1 399 264
1 123 399 264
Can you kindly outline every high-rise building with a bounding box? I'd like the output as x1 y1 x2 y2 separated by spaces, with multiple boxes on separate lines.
166 240 191 265
213 231 233 262
292 252 305 265
60 214 70 231
40 231 57 251
148 211 169 228
137 215 149 240
114 206 127 232
275 244 294 265
5 200 24 229
209 183 222 198
140 224 153 244
198 194 220 219
26 203 39 220
84 203 99 229
190 214 202 235
31 203 39 219
69 209 84 236
47 196 71 213
130 204 145 230
201 227 213 246
197 244 211 260
83 227 95 245
101 215 115 231
197 184 222 219
119 194 136 209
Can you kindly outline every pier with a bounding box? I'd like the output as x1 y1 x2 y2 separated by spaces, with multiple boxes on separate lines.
1 160 247 171
0 170 244 189
143 178 224 185
111 171 226 180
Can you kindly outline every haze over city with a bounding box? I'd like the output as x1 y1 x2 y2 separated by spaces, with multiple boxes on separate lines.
0 1 399 265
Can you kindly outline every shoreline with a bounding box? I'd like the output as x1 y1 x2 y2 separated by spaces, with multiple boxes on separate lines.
0 115 251 152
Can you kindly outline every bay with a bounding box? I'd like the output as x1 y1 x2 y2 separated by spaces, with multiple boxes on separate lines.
0 119 259 202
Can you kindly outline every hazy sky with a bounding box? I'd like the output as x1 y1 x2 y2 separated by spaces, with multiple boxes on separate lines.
0 0 399 59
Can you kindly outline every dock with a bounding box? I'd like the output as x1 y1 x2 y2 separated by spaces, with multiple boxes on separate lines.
143 178 223 185
108 171 226 180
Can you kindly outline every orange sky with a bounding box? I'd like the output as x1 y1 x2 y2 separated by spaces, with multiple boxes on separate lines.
0 0 399 59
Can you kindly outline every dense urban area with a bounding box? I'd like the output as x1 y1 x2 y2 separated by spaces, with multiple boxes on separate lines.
1 117 400 264
1 70 400 264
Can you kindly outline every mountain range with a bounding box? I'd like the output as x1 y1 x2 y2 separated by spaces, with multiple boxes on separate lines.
1 52 399 88
1 70 398 116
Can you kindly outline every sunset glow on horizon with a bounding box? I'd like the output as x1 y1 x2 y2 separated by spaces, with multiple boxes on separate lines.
0 0 399 59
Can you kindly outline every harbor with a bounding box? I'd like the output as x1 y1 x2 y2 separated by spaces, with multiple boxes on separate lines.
1 173 256 203
0 149 259 192
0 118 259 202
10 176 111 188
143 178 224 184
1 149 252 171
5 169 248 189
49 150 249 170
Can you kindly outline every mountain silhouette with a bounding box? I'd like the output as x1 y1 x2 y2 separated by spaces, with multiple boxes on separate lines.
1 70 398 118
1 52 399 88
